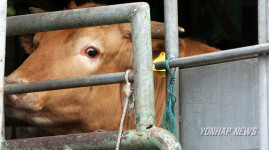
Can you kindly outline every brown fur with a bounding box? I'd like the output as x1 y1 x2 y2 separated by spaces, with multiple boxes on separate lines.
5 2 219 135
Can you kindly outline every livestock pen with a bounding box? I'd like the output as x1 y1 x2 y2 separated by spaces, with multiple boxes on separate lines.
0 0 268 150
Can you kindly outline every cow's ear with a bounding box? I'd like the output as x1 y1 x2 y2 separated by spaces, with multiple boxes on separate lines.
20 7 44 54
21 34 35 54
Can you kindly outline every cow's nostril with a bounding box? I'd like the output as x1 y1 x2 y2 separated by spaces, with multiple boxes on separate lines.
9 93 27 101
4 77 28 101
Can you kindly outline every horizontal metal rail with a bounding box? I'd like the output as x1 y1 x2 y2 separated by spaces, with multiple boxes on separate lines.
4 72 133 95
7 41 265 95
155 43 269 69
3 127 181 150
9 42 265 95
6 4 136 36
7 45 268 96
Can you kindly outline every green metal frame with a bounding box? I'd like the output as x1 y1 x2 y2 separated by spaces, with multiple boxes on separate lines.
1 2 182 150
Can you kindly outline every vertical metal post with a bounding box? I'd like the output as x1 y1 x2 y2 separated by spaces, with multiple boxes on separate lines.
131 3 156 132
0 0 7 148
258 0 269 149
164 0 180 137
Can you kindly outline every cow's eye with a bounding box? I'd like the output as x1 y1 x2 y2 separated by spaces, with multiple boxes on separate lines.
85 47 99 58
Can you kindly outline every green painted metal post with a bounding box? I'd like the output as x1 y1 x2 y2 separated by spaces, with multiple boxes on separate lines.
131 3 156 132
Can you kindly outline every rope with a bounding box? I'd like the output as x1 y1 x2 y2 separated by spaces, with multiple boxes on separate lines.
116 69 134 150
161 57 178 137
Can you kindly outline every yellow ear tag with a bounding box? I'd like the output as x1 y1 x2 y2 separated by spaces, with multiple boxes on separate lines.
153 52 166 77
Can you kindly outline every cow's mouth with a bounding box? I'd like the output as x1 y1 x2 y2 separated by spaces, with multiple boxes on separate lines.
4 94 26 107
4 105 54 128
4 105 33 119
4 92 42 112
4 94 37 119
4 93 56 128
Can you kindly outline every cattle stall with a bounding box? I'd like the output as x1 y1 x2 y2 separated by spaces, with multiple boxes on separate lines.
0 1 267 150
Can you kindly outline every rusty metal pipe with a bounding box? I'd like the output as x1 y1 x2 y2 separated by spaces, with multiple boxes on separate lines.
4 72 134 95
3 127 182 150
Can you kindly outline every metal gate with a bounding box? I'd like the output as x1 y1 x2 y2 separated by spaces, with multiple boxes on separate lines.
1 0 182 149
1 0 269 149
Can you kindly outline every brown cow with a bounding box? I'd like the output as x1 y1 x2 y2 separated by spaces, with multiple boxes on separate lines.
4 2 219 135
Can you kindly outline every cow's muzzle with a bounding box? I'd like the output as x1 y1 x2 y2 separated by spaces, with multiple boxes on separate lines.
4 77 27 100
4 77 39 110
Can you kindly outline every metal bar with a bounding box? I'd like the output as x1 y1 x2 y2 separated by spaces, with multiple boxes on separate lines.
4 72 134 95
259 54 268 150
131 3 156 132
0 0 7 147
6 4 137 36
164 0 180 138
3 127 181 150
155 43 269 69
5 2 181 149
258 0 269 149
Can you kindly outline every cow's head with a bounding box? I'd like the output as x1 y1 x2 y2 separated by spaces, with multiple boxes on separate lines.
4 3 184 135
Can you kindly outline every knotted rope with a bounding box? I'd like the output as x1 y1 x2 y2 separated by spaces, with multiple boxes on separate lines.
161 57 178 137
116 69 134 150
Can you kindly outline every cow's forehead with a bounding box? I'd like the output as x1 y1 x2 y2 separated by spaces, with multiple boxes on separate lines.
32 24 125 57
34 25 119 44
